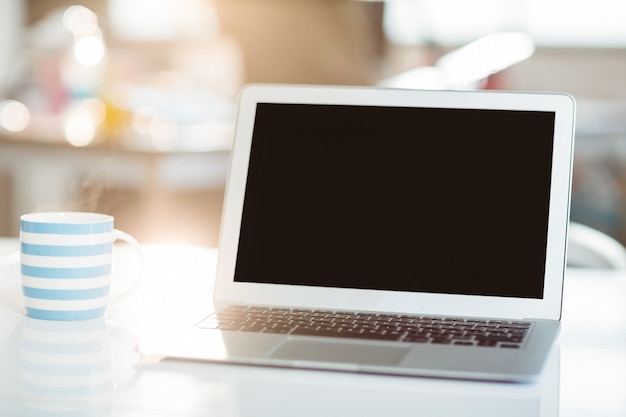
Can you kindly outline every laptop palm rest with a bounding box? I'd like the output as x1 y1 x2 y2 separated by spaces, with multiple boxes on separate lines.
269 338 411 366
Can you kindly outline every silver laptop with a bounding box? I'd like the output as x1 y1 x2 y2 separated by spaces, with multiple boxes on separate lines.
140 84 576 382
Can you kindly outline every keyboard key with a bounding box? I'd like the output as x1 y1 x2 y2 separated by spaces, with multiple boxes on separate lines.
220 324 244 331
263 327 291 334
291 327 401 341
403 336 430 343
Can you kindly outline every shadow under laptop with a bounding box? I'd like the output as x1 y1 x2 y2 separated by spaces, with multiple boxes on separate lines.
124 346 560 417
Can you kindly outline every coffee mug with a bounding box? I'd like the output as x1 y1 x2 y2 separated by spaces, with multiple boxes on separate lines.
20 212 142 320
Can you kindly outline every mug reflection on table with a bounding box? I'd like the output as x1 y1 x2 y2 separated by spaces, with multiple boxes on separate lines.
20 317 112 417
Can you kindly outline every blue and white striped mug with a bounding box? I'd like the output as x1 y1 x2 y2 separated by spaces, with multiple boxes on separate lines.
20 212 142 320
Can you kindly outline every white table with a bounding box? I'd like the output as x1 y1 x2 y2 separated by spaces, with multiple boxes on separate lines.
1 238 625 416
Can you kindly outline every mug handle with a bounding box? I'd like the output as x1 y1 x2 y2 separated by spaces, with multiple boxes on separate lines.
110 229 143 304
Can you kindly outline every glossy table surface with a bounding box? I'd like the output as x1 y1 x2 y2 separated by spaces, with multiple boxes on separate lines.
1 238 625 417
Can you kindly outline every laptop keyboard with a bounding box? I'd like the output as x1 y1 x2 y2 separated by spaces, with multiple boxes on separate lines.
197 305 532 348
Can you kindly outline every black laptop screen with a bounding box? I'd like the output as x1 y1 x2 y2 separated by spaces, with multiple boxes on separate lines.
233 103 555 299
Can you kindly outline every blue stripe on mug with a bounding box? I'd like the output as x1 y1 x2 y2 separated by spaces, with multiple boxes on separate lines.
22 286 110 300
24 307 107 321
21 264 112 279
20 220 112 235
21 242 112 257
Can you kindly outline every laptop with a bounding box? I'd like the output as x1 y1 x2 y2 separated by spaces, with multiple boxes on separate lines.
140 84 576 382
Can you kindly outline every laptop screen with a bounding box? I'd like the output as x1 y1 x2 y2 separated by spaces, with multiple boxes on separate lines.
233 102 556 300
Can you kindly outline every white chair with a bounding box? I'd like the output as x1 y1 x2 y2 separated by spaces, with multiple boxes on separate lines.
567 222 626 270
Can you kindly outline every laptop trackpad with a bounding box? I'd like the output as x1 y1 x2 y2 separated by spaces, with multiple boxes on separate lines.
269 338 410 366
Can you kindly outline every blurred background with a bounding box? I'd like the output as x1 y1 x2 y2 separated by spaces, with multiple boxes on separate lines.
1 0 625 248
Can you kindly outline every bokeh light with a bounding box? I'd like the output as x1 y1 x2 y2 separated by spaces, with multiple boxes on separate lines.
80 98 107 126
63 5 99 36
64 117 95 147
74 35 105 66
0 100 30 132
63 99 106 146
